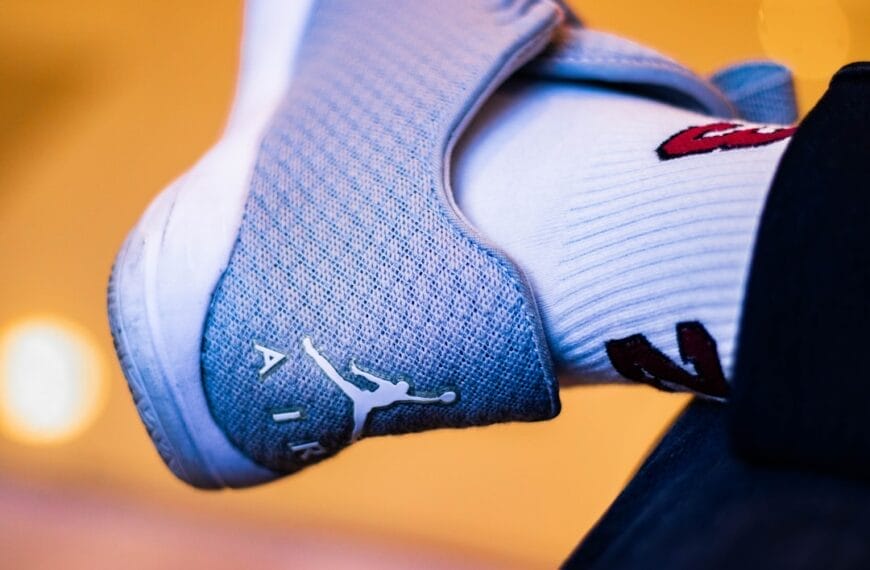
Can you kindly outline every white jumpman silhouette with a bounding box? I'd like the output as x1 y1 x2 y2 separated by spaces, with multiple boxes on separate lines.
302 337 456 442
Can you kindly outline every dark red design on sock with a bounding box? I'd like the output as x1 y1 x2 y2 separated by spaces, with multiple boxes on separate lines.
657 122 796 160
605 321 729 399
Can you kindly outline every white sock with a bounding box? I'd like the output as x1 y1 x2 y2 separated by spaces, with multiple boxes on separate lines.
220 3 792 392
453 78 794 387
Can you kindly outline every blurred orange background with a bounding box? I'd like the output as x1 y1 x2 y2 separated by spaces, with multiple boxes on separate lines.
0 1 866 568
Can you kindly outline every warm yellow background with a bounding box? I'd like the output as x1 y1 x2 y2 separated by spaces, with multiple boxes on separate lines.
0 1 866 568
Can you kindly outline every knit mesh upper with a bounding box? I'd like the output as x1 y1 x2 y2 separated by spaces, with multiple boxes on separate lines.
201 0 562 473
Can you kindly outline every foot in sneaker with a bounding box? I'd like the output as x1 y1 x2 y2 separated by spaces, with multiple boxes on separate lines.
109 0 797 488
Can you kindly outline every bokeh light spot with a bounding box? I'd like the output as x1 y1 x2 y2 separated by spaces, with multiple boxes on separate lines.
0 317 105 445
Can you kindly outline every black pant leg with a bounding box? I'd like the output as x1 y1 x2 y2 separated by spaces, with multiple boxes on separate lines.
563 63 870 570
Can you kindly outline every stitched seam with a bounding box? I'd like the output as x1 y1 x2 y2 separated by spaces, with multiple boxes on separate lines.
538 52 701 79
436 4 561 416
532 48 736 116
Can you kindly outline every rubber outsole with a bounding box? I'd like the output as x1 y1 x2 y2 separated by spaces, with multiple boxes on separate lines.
108 232 220 489
105 0 314 490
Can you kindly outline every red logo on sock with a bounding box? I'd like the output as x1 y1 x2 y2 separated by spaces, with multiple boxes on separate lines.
657 122 796 160
605 322 729 399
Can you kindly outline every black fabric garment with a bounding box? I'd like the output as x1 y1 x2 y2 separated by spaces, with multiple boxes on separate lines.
563 401 870 569
731 62 870 478
563 63 870 569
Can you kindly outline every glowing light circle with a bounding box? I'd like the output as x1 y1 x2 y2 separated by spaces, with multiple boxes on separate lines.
0 317 105 445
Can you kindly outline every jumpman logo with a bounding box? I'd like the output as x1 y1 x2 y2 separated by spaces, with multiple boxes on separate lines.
301 337 456 442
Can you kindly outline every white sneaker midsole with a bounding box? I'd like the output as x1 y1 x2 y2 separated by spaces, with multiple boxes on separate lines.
109 0 314 487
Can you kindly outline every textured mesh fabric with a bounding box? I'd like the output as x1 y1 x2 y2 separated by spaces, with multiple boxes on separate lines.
524 28 738 118
201 0 563 473
710 61 798 125
524 28 798 125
